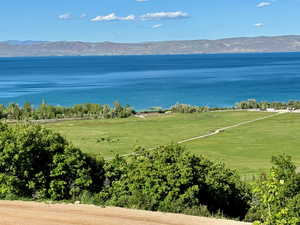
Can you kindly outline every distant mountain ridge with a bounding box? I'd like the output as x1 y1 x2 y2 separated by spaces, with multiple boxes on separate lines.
4 40 49 46
1 35 300 57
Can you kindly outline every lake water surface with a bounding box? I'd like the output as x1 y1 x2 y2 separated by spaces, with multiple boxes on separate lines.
1 53 300 110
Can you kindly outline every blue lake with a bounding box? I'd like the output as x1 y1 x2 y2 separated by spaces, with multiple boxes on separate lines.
1 53 300 110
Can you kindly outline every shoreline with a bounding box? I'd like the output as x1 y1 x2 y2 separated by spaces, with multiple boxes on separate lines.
3 108 300 125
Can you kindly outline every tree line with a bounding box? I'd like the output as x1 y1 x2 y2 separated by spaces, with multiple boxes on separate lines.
0 101 134 120
170 103 210 113
2 99 300 121
235 99 300 110
170 103 232 113
171 100 300 113
0 123 299 224
171 99 300 114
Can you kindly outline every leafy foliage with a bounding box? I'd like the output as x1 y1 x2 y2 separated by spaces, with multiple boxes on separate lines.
171 103 209 113
0 173 22 199
0 101 134 120
2 119 300 223
0 123 105 200
246 155 300 224
100 145 251 219
235 99 300 110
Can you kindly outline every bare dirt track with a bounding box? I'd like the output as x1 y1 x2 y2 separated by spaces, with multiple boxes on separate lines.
0 201 251 225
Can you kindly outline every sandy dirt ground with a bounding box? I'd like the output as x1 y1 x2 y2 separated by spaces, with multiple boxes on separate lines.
0 201 251 225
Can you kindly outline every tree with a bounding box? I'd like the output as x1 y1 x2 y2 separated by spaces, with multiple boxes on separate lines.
0 104 5 119
6 103 22 120
100 145 250 219
247 155 300 224
0 123 105 200
22 102 33 119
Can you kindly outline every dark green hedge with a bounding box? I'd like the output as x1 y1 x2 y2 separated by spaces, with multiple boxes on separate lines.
100 145 251 219
0 123 105 200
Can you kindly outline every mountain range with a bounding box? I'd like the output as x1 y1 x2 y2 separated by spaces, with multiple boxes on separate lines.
1 35 300 57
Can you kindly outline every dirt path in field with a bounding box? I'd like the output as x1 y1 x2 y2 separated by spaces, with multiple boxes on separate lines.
0 201 250 225
178 112 284 144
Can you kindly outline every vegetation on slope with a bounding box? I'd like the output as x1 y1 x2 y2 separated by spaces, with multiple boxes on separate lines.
247 155 300 224
0 122 251 219
0 123 105 200
43 111 300 175
100 145 251 219
0 119 299 223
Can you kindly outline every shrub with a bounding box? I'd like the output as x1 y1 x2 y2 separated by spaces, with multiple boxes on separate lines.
0 123 105 200
0 173 22 199
100 145 251 219
247 155 300 224
171 103 209 113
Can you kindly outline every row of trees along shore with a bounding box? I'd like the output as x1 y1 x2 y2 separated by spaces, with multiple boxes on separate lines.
171 100 300 113
235 99 300 110
0 101 134 120
0 123 299 224
0 102 226 120
1 99 300 121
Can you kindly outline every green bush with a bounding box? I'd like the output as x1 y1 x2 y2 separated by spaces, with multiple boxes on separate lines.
247 155 300 224
171 103 209 113
0 173 22 199
100 145 251 219
0 123 105 200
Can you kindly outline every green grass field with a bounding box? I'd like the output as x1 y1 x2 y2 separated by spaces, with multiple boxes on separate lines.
186 112 300 175
44 111 300 175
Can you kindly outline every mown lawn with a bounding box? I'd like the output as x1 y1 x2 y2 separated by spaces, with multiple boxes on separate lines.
44 111 300 175
185 113 300 175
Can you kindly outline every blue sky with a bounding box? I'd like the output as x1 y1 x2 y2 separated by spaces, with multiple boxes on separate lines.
0 0 299 42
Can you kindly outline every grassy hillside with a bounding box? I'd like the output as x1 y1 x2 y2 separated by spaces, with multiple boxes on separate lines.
185 113 300 175
44 111 300 175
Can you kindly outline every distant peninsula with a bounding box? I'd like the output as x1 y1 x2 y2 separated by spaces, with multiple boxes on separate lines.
1 35 300 57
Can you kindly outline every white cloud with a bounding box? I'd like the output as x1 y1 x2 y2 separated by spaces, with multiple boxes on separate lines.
91 13 135 22
58 13 72 20
136 0 149 2
140 11 189 20
152 24 163 29
91 13 117 21
122 15 136 21
90 11 189 23
257 2 272 7
254 23 265 27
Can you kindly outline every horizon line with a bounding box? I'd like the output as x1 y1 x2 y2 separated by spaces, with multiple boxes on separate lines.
2 34 300 44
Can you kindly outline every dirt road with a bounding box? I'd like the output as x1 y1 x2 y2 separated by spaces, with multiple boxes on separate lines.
0 201 251 225
178 112 282 144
